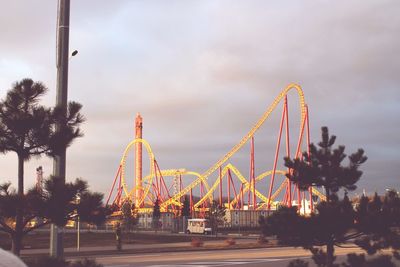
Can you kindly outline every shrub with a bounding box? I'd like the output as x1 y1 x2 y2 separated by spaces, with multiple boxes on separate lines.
225 238 236 246
25 256 68 267
190 237 203 247
25 257 103 267
288 259 309 267
257 235 268 244
70 258 103 267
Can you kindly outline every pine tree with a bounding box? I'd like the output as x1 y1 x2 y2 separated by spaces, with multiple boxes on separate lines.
261 127 367 267
152 198 161 232
0 78 84 255
0 176 108 254
207 201 226 236
181 195 191 218
284 127 367 202
120 200 137 242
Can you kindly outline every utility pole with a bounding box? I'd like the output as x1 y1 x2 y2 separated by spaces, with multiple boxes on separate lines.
50 0 70 259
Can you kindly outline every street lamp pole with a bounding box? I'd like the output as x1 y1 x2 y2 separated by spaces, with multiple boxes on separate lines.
77 215 80 251
76 195 81 252
50 0 70 259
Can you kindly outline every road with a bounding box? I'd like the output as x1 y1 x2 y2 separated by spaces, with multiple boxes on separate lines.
94 246 363 267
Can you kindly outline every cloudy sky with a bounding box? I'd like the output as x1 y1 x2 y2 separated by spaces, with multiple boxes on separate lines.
0 1 399 200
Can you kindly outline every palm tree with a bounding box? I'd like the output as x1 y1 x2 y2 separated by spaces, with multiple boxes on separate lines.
0 78 84 255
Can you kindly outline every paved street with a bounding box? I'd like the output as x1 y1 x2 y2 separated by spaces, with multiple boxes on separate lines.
21 238 257 255
95 246 363 267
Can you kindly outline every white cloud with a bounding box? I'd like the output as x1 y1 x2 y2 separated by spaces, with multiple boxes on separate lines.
1 1 400 196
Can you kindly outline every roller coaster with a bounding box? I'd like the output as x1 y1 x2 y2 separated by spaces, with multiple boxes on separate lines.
106 83 325 215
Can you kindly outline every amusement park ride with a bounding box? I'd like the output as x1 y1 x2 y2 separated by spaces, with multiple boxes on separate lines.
105 84 326 216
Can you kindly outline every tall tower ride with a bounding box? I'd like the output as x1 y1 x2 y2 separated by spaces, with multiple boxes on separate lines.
135 113 143 207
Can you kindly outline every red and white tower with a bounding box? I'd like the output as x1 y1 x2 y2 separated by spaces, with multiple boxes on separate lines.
135 113 143 207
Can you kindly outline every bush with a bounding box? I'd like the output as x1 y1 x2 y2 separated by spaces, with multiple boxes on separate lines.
25 257 103 267
257 235 268 244
70 258 103 267
190 238 203 247
343 253 396 267
288 259 309 267
25 256 68 267
225 238 236 246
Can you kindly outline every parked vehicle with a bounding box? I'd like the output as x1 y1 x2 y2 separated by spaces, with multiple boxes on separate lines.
186 218 212 235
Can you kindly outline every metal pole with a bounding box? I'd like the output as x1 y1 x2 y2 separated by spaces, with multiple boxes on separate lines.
77 216 80 251
76 194 80 252
51 0 70 259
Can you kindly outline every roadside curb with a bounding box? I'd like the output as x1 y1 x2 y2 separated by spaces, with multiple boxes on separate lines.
21 243 273 260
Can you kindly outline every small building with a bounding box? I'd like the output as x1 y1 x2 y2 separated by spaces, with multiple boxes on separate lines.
137 212 175 230
292 199 313 215
225 210 268 228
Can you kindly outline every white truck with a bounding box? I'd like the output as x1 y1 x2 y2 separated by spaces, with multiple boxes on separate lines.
186 218 212 235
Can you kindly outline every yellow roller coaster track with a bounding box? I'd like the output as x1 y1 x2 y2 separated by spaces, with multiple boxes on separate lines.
194 164 287 208
117 83 326 211
120 138 155 207
160 83 306 209
130 169 213 211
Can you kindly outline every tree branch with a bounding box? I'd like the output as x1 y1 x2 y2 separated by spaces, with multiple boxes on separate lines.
22 215 37 227
0 220 13 234
340 231 364 242
23 221 49 234
335 243 359 248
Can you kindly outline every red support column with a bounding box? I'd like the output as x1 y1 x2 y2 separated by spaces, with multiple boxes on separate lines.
106 165 121 206
155 160 170 202
179 174 183 203
293 111 307 211
228 169 231 210
250 136 256 210
219 166 222 207
135 113 143 208
230 177 239 209
190 188 193 217
284 96 292 207
154 160 161 200
117 170 122 206
283 181 288 206
200 182 206 218
305 105 314 212
240 183 244 210
267 100 286 211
